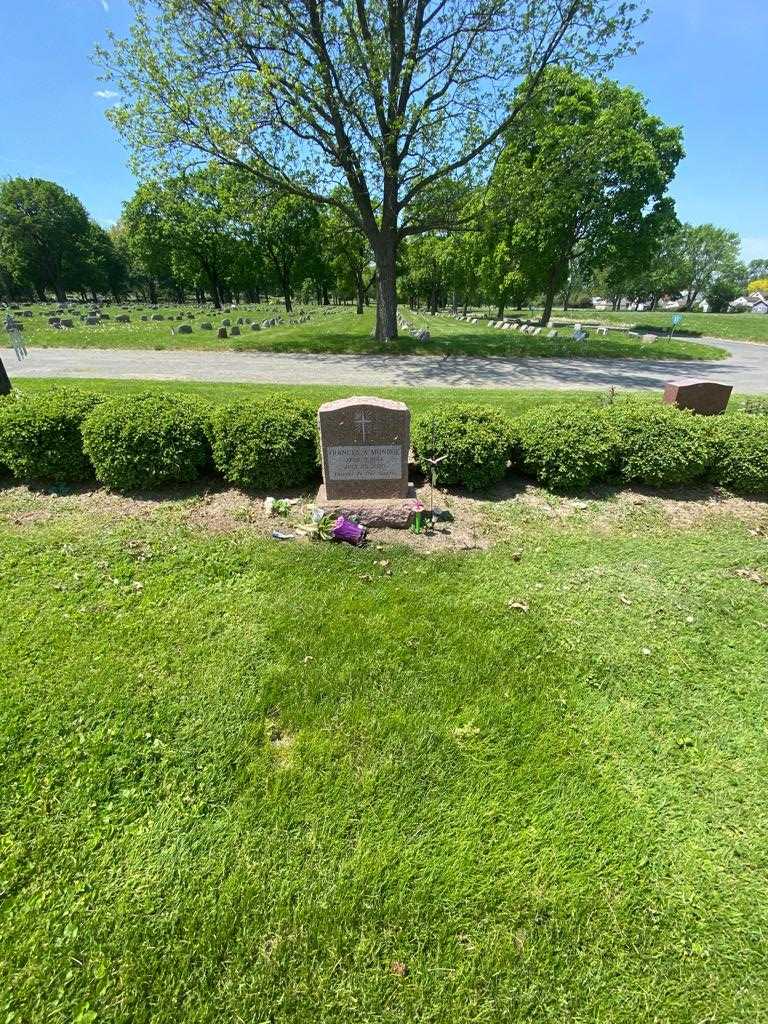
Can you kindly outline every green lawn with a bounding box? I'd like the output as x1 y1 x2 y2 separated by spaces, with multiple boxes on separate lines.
8 303 728 360
1 484 767 1022
550 307 768 344
11 376 616 417
13 376 764 420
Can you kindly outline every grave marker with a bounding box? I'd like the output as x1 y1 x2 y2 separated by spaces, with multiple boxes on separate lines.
318 397 410 500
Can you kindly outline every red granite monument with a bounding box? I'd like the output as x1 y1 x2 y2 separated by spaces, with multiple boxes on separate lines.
316 396 415 527
663 379 732 415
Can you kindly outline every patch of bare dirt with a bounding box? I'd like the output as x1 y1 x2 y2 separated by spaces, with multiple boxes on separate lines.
2 476 767 549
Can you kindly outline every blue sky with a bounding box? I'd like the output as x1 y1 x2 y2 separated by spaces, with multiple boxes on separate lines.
0 0 765 261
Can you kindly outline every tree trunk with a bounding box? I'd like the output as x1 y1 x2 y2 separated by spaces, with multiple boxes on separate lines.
282 277 293 313
354 269 364 314
373 237 398 341
497 301 504 319
148 279 158 304
562 288 572 311
0 358 11 396
540 271 559 327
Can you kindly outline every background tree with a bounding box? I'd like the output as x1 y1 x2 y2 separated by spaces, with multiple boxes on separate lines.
98 0 644 341
705 277 742 313
599 200 679 309
747 259 768 283
123 169 240 307
675 223 742 310
256 194 321 313
0 178 92 301
747 276 768 294
487 68 683 325
324 203 375 314
80 222 129 302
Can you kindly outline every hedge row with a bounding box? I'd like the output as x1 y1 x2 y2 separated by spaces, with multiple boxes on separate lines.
412 400 768 494
0 389 318 493
0 389 767 496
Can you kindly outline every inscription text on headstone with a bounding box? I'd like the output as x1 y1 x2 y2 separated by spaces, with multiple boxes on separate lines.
327 444 403 480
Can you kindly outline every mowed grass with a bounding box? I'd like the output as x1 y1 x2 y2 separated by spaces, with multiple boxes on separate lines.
550 308 768 345
10 376 616 418
12 376 764 420
11 304 727 360
1 491 768 1021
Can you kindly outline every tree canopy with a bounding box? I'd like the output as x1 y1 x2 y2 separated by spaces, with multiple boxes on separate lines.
485 68 684 323
0 178 127 302
97 0 645 339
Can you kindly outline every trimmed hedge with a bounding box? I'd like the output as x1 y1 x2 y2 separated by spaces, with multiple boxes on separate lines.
82 392 212 492
0 387 101 482
513 405 619 491
211 394 319 491
709 415 768 493
411 404 513 491
609 403 715 487
0 393 12 478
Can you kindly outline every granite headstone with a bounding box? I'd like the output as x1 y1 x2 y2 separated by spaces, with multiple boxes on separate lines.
663 379 732 415
318 396 410 500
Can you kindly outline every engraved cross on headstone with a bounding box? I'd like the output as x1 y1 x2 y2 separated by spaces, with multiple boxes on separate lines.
355 410 371 444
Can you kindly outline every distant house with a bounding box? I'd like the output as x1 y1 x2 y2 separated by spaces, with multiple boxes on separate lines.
591 296 612 311
728 292 768 314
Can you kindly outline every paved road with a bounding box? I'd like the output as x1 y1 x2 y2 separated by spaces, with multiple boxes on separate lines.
7 337 768 392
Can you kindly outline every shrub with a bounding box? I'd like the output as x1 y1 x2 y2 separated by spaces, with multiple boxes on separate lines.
709 415 768 493
609 402 715 487
411 404 513 491
513 404 619 491
0 387 101 482
211 394 319 491
82 392 213 491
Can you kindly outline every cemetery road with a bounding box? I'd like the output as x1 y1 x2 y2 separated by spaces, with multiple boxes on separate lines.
10 337 768 394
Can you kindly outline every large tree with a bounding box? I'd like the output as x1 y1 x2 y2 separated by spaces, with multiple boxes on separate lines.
98 0 644 340
675 223 742 310
486 68 683 325
123 169 240 307
0 178 92 301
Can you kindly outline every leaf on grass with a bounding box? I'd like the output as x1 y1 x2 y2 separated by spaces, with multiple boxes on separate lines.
619 594 631 606
507 600 529 612
390 961 408 977
735 568 768 586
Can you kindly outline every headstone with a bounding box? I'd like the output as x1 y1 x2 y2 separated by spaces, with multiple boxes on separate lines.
116 314 130 323
217 327 228 339
200 322 212 330
251 322 261 331
318 396 410 501
663 379 732 415
230 325 241 336
176 324 193 334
